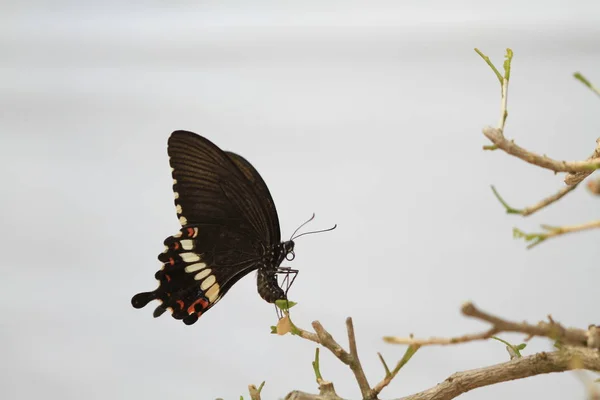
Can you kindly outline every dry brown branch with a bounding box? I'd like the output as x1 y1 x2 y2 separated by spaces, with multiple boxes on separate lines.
565 138 600 185
396 347 600 400
371 345 420 397
384 302 593 348
285 390 344 400
516 219 600 249
483 127 600 174
248 383 263 400
295 319 373 399
345 319 372 397
520 184 579 216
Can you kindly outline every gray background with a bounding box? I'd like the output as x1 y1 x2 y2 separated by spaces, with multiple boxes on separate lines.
2 1 599 399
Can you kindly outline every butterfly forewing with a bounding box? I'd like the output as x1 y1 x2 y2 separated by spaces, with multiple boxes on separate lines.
225 151 281 243
167 131 279 243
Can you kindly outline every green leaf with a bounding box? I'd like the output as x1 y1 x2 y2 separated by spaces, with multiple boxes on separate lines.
491 336 522 358
516 343 527 350
275 299 297 310
270 326 277 334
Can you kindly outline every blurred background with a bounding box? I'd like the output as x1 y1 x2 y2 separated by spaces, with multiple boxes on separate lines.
2 1 599 399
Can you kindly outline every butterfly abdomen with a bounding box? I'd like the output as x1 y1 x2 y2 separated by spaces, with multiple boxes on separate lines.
257 268 285 303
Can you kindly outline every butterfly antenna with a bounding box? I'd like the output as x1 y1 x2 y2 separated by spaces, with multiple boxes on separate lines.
289 213 316 240
292 224 337 241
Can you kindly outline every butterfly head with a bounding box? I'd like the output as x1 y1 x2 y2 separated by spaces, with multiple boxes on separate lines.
283 240 295 261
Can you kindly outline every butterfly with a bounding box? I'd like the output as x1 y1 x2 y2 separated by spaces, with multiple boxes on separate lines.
131 131 301 325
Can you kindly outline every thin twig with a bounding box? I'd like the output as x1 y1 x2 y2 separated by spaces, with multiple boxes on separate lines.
483 127 600 173
384 328 498 346
522 184 579 216
514 219 600 249
395 347 600 400
371 345 420 397
491 184 578 217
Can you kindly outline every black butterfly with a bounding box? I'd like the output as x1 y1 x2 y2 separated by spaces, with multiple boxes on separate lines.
131 131 299 325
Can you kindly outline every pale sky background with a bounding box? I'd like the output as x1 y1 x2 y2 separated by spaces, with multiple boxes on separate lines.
1 1 600 399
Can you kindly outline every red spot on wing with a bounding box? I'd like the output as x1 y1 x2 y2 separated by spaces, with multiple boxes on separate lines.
187 298 209 314
176 300 185 310
187 227 194 237
169 257 175 266
173 242 180 250
165 274 171 282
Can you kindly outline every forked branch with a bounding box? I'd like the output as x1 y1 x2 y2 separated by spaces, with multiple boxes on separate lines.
384 302 595 349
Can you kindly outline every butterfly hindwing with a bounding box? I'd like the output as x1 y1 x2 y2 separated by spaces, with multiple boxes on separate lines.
131 224 262 325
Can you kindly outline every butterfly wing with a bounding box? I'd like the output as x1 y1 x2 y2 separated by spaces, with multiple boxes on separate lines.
225 151 281 243
132 225 261 325
168 131 279 243
132 131 282 325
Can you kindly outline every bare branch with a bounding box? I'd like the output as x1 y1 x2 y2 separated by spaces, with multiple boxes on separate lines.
520 184 578 216
565 138 600 185
285 390 344 400
345 318 372 398
395 347 600 400
312 321 352 364
384 328 498 346
384 302 592 349
371 345 420 397
248 381 265 400
294 320 373 398
491 182 578 217
514 219 600 249
483 127 600 173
